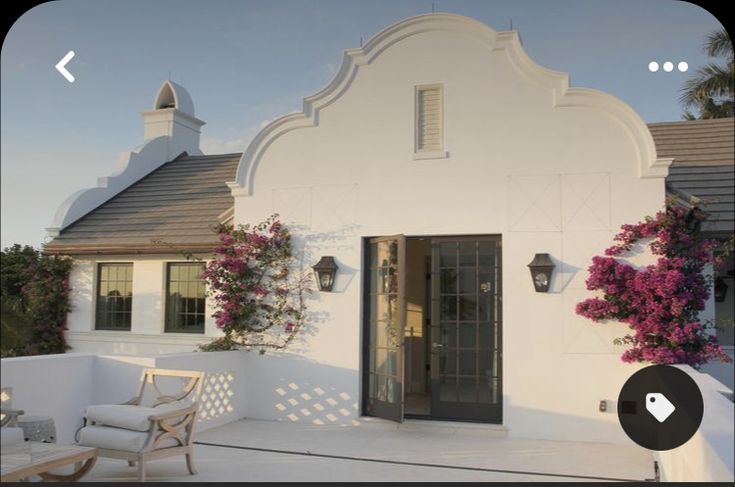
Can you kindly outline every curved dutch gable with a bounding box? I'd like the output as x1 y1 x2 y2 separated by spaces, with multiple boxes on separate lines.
228 12 669 197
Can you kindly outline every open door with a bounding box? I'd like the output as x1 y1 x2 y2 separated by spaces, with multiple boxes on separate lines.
365 235 406 422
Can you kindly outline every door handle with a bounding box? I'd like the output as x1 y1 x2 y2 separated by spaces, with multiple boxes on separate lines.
431 342 444 351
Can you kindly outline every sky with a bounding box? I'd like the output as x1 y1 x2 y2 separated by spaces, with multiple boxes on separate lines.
0 0 727 249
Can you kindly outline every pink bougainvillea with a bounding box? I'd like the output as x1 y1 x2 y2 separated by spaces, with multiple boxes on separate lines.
576 205 730 367
198 215 309 351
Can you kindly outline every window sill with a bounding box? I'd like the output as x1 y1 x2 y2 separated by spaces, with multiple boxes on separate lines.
413 150 449 160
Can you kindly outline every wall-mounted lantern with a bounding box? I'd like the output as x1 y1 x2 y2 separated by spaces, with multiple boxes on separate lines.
312 256 338 292
714 277 728 302
527 253 555 293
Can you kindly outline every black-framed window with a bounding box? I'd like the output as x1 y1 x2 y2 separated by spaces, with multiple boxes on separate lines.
165 263 206 334
95 263 133 330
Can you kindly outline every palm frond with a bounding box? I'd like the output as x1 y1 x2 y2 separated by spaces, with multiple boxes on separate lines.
705 28 733 59
679 63 735 106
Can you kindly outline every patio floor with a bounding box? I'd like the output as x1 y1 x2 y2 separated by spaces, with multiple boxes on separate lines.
82 418 655 482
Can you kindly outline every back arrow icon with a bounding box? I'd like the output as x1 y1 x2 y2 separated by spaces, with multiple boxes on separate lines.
55 51 75 83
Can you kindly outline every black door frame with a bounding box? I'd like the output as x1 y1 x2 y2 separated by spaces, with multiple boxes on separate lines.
361 234 503 423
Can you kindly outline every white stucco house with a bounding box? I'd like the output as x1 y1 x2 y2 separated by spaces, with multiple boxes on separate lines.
43 13 733 443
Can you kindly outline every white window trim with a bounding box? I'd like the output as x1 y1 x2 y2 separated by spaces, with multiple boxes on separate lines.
414 83 449 160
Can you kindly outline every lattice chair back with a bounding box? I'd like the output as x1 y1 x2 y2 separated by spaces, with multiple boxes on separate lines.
131 369 204 410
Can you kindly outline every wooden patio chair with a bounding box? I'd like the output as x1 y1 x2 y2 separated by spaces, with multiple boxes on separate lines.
77 368 205 481
0 387 25 447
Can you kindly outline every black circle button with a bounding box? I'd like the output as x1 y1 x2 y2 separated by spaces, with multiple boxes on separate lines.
617 365 704 451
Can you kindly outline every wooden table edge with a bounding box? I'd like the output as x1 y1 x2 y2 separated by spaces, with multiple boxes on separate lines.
0 445 97 482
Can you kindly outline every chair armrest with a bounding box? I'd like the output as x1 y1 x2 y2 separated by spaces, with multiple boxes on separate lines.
148 404 198 421
120 397 141 406
1 408 24 416
0 408 24 427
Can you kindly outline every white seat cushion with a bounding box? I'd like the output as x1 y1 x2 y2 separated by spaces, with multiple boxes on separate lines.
1 427 25 447
85 403 184 432
78 425 180 453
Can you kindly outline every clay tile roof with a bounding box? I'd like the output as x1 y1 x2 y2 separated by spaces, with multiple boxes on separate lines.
649 118 734 235
45 153 240 255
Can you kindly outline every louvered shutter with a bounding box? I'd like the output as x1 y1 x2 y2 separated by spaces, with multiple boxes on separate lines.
417 87 442 151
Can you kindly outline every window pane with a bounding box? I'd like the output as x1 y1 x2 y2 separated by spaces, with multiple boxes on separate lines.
440 268 457 293
459 324 475 348
459 295 477 320
440 296 457 320
458 242 476 266
478 241 497 266
441 322 457 348
96 264 133 330
165 263 206 333
458 267 476 294
441 349 457 375
439 242 456 267
459 352 477 376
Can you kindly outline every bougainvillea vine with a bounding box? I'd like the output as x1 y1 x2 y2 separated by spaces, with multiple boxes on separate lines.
576 204 731 367
197 214 310 352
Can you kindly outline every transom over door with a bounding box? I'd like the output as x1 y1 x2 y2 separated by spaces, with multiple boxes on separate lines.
365 235 407 423
430 237 503 422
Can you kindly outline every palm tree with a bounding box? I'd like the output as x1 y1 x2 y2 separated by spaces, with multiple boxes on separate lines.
680 28 734 119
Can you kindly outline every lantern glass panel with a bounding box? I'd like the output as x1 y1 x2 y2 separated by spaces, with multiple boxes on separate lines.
319 271 333 291
534 273 548 288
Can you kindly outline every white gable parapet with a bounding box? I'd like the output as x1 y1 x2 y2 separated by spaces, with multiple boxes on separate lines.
47 81 205 236
47 136 178 235
227 13 669 198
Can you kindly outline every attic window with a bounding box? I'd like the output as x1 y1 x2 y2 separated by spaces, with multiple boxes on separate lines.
156 83 177 110
414 84 447 159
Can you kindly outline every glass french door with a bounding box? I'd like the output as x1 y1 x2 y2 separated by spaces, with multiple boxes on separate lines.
430 237 503 422
365 235 406 422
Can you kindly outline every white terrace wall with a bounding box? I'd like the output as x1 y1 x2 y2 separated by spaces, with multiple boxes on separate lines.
0 351 249 444
65 254 222 355
228 13 669 443
0 354 95 444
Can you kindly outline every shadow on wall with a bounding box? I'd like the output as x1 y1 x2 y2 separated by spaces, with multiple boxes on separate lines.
551 257 581 294
549 240 655 295
242 352 361 426
290 223 360 293
264 223 358 354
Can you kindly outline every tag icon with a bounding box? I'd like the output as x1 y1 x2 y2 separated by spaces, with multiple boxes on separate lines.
619 366 703 450
646 393 675 423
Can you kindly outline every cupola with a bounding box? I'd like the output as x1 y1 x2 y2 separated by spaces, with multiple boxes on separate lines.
142 80 205 157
